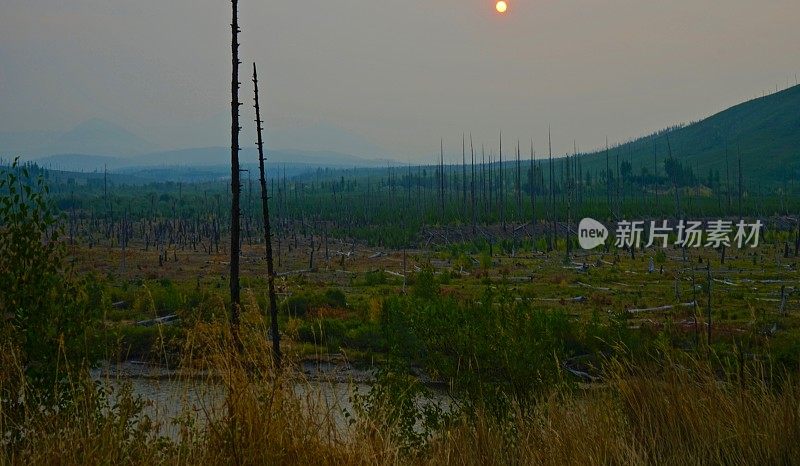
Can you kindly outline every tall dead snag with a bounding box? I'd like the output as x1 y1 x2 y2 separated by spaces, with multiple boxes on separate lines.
725 143 731 211
795 215 799 257
548 128 555 252
462 133 467 217
565 153 572 263
500 131 505 232
439 139 445 219
529 140 536 243
605 137 611 218
737 145 743 218
230 0 242 335
516 140 521 222
481 145 486 220
706 263 713 344
470 134 476 234
253 63 281 368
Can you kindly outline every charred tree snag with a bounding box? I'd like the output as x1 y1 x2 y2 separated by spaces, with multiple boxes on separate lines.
229 0 242 339
529 140 536 244
439 139 445 219
470 134 476 234
462 133 467 217
738 145 743 219
707 263 713 345
516 140 522 222
548 128 555 252
253 63 281 368
606 137 611 219
500 131 505 232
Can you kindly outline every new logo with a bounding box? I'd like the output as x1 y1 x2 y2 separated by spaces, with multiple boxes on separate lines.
578 218 609 250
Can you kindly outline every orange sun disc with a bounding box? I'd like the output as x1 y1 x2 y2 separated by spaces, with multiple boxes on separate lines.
496 1 508 13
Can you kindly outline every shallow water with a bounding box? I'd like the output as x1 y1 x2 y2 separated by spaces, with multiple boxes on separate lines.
92 362 449 440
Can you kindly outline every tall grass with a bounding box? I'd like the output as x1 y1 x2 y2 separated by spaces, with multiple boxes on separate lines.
2 320 799 465
428 356 800 465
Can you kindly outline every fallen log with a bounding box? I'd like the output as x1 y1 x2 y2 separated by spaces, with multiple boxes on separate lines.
576 282 611 291
534 296 587 303
626 301 696 314
277 269 311 277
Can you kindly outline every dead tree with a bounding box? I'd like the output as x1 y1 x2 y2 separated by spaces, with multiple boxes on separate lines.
229 0 242 335
462 133 467 217
667 137 680 219
529 140 536 243
481 144 486 219
725 143 732 211
706 263 712 344
565 153 572 263
499 131 505 232
548 128 555 252
487 148 493 223
795 215 800 257
253 63 281 367
737 145 743 218
470 134 476 234
439 139 445 219
516 140 522 222
606 137 611 218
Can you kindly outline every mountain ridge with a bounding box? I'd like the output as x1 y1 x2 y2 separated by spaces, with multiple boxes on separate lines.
576 84 800 184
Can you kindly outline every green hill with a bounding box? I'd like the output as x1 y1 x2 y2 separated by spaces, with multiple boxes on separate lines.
578 84 800 186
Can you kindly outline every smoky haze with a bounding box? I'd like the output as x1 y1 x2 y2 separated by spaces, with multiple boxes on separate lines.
1 0 798 161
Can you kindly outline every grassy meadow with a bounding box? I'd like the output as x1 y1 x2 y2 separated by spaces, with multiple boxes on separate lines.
2 159 800 465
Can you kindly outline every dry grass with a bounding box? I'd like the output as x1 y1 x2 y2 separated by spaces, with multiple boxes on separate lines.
2 321 799 465
427 358 800 465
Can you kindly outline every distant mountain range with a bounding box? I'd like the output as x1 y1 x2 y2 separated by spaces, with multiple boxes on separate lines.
0 118 394 173
26 147 390 173
0 118 156 157
3 84 799 185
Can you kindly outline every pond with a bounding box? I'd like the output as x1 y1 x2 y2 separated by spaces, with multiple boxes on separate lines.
92 361 451 440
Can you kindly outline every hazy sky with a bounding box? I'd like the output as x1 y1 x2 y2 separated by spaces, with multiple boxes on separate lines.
1 0 798 160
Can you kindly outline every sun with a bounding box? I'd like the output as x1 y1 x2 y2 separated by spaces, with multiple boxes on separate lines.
495 1 508 13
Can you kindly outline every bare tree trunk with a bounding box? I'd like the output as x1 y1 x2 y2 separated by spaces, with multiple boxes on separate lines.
229 0 242 337
253 63 281 368
516 140 521 222
795 215 799 257
462 133 467 218
738 146 743 218
548 128 555 252
500 131 505 232
725 143 731 211
481 144 486 220
606 137 611 218
691 269 699 347
529 140 535 244
565 154 572 263
706 263 712 345
470 134 476 234
439 139 445 219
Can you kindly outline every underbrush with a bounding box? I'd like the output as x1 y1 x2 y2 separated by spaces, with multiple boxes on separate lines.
2 322 799 465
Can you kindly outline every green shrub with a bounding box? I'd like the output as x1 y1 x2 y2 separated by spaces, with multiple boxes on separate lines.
323 288 347 308
284 294 312 317
0 160 101 399
364 270 388 286
283 288 348 317
411 267 439 299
